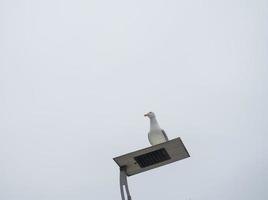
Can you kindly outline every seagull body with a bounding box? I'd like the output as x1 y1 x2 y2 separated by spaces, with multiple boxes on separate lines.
144 112 168 145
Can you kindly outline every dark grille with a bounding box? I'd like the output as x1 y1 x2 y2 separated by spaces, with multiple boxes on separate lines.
134 148 171 168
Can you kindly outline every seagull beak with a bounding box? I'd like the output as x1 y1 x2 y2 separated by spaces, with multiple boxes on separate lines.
144 113 149 117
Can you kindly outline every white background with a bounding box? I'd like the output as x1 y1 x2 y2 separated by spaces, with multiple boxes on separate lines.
1 0 267 199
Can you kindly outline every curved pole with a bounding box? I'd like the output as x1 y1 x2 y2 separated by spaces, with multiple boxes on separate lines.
120 166 132 200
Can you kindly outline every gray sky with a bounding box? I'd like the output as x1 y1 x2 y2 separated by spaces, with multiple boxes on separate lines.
1 0 268 200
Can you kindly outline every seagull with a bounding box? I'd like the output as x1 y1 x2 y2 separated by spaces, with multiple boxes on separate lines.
144 112 168 145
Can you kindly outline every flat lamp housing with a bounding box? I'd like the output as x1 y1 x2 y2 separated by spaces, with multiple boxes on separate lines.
113 137 190 176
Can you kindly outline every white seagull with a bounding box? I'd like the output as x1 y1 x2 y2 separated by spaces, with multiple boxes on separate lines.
144 112 168 145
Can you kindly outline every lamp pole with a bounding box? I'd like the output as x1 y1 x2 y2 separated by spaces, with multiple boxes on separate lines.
120 166 132 200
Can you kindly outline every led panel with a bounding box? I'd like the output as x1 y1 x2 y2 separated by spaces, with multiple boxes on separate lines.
113 137 190 176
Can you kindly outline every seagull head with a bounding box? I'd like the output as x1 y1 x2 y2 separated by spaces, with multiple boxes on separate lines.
144 112 156 118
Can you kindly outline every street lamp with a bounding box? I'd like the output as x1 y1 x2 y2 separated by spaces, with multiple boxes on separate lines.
113 137 190 200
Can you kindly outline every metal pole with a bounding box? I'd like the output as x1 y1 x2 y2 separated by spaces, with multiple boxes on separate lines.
120 166 132 200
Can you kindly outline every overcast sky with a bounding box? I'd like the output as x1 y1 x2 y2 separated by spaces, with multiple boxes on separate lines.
1 0 268 200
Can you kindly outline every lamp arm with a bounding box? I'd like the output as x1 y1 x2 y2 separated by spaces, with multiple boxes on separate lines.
120 166 132 200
